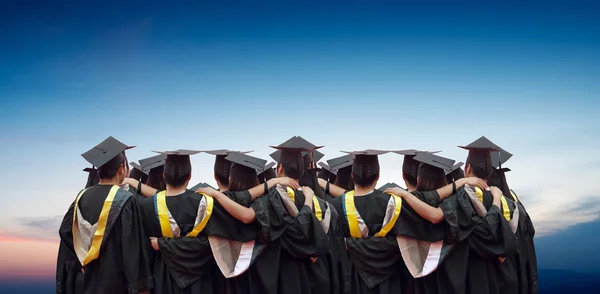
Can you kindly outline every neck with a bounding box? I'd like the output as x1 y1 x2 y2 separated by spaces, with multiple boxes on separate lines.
354 184 376 196
99 178 120 186
166 185 187 196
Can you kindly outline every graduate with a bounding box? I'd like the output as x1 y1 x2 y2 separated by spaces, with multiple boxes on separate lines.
489 147 538 294
202 149 252 191
257 137 330 294
328 149 454 294
392 149 441 192
129 161 148 183
386 138 520 294
144 152 302 294
139 154 166 191
56 136 153 294
139 149 220 294
83 167 99 188
318 154 354 198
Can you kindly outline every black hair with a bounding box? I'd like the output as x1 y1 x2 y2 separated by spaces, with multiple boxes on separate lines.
228 163 259 191
352 171 379 188
215 173 229 187
403 173 418 188
98 152 126 179
335 166 354 191
146 166 166 190
164 172 190 188
85 169 99 188
416 164 447 192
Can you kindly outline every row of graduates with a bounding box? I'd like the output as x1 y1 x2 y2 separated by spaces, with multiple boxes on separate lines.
57 135 538 294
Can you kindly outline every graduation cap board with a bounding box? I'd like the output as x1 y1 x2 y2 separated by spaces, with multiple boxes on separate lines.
81 136 135 168
152 149 201 177
445 162 464 176
130 162 143 172
413 152 456 173
327 155 353 171
189 182 216 191
458 136 501 173
340 150 390 178
378 182 401 191
392 149 442 179
202 149 253 177
138 154 166 175
258 162 276 176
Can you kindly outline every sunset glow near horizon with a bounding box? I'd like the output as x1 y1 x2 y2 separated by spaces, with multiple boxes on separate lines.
1 1 599 281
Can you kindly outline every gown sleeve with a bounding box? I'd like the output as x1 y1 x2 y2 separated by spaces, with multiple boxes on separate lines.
119 198 155 293
56 202 84 294
280 204 330 258
345 236 402 289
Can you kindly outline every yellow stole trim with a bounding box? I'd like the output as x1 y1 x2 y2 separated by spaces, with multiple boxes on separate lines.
343 191 402 238
374 193 402 237
157 191 214 238
188 193 213 237
73 185 120 266
286 187 295 203
344 191 362 238
474 187 511 221
312 196 323 221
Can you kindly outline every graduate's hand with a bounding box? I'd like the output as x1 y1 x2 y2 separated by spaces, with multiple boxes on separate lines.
302 186 315 198
149 237 159 251
384 187 408 197
196 187 219 198
272 177 301 190
462 177 489 190
490 186 503 200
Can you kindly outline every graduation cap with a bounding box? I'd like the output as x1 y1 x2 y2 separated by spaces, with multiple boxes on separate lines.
130 162 143 172
326 155 354 171
458 136 500 175
393 149 442 179
270 137 323 177
413 152 456 173
138 154 166 175
152 149 200 178
341 150 390 178
81 136 135 168
445 162 464 176
189 182 216 191
378 182 401 191
202 149 253 178
258 162 276 176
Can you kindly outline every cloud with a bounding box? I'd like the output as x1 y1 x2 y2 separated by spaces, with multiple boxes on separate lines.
0 216 63 244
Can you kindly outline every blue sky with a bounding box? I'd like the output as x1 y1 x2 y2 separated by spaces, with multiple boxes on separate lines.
0 0 599 278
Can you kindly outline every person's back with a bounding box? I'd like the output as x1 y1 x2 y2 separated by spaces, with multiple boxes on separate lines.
139 149 219 294
56 136 153 294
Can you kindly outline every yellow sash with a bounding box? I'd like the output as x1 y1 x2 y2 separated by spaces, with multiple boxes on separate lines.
73 185 120 266
286 187 323 221
474 187 511 221
156 191 214 238
343 191 402 238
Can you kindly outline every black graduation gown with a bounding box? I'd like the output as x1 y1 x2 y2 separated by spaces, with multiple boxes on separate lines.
405 187 517 294
151 190 279 294
140 189 219 294
329 190 446 294
256 185 330 294
56 184 154 294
